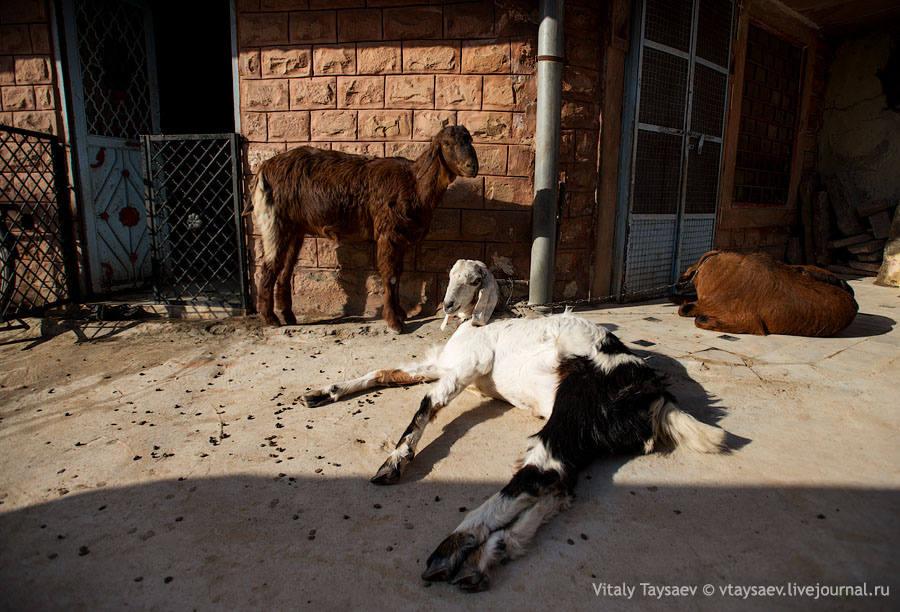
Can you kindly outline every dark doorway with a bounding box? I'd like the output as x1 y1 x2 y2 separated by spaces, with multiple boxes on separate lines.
152 1 234 135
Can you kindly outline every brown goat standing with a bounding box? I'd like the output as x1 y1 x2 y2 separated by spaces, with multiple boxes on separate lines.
247 126 478 333
674 250 858 336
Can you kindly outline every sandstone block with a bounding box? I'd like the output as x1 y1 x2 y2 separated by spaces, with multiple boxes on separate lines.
472 144 507 175
310 110 357 140
435 75 481 109
289 10 336 44
357 42 401 74
358 109 411 139
241 79 289 111
29 25 51 54
246 142 286 172
331 142 384 157
444 2 494 38
428 208 460 241
239 50 261 77
313 46 356 75
239 13 289 46
289 77 337 109
484 175 531 209
417 241 485 273
385 141 428 160
561 100 598 129
337 76 384 108
563 66 600 100
0 57 14 85
457 111 512 143
261 48 311 77
461 210 530 242
383 7 442 39
1 0 47 23
462 40 511 73
267 111 310 141
442 176 484 209
402 41 460 73
14 56 50 84
0 25 32 54
317 239 374 269
507 145 533 177
1 86 35 110
566 4 601 40
261 0 306 9
511 39 537 74
385 75 434 108
495 0 536 37
33 85 53 109
12 110 55 134
485 242 531 278
242 112 267 141
412 110 454 140
310 0 364 7
575 129 599 162
483 75 531 111
337 9 382 42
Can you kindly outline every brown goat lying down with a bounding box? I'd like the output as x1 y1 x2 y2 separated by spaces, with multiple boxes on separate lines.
247 126 478 333
674 250 858 336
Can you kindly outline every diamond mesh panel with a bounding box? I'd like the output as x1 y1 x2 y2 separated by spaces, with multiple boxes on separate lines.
624 217 676 294
632 130 683 215
0 127 75 321
74 0 152 139
644 0 693 52
144 135 248 308
639 47 689 130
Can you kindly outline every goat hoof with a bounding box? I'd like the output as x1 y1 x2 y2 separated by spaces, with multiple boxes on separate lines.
370 463 402 486
281 311 297 326
452 567 490 592
302 390 332 407
422 533 477 581
386 320 406 334
260 313 280 327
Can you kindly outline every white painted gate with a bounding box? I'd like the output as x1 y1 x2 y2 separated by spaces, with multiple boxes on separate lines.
61 0 159 293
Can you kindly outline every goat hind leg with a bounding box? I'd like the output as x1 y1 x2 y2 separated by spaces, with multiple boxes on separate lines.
275 235 302 325
376 237 406 333
423 439 568 585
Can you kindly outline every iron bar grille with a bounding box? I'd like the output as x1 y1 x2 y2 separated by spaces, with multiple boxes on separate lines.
733 24 803 207
143 134 249 309
0 125 77 321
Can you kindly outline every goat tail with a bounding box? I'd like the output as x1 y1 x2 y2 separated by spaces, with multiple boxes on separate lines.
242 173 272 217
647 395 729 455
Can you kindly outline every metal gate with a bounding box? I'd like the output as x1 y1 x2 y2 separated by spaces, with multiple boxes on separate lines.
614 0 734 296
61 0 159 294
143 134 249 310
0 126 78 321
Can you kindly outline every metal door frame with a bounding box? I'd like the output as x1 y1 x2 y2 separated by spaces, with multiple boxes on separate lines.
612 0 733 298
60 0 160 295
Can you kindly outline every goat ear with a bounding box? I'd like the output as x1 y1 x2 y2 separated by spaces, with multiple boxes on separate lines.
472 276 499 326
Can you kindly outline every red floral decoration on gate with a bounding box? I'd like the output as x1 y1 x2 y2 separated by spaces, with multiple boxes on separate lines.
119 205 140 227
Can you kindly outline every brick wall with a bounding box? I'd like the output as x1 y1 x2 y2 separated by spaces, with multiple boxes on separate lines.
0 0 59 135
237 0 603 321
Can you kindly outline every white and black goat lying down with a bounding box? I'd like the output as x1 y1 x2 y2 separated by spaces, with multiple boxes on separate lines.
303 313 729 590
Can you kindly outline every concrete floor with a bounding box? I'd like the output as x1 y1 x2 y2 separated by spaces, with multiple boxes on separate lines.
0 278 898 611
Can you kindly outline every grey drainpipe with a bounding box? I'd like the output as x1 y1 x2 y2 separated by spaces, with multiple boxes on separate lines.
529 0 564 308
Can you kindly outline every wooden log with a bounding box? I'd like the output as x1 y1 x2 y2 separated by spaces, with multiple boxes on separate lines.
848 260 882 273
868 208 894 240
847 239 886 254
812 191 832 265
799 180 815 264
856 251 883 262
856 198 895 217
826 233 870 249
827 264 876 277
823 173 865 236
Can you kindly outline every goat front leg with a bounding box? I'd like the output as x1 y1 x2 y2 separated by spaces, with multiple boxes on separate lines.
275 235 302 325
376 235 406 333
301 360 439 407
371 371 477 485
422 438 572 590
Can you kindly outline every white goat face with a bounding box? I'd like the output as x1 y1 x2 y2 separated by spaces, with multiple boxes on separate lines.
442 259 499 326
